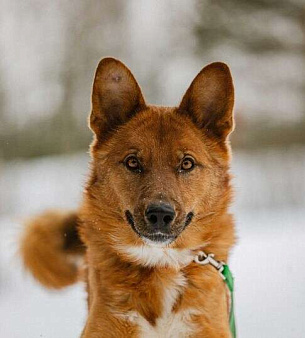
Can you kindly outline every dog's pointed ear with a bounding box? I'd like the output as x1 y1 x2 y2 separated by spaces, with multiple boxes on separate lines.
90 58 146 140
178 62 234 141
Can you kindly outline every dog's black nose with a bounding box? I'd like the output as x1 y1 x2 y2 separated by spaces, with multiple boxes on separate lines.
145 203 175 229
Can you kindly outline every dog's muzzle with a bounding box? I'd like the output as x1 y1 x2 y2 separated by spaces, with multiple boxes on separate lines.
125 208 194 244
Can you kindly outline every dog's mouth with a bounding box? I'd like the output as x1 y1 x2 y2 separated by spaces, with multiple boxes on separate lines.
125 210 194 245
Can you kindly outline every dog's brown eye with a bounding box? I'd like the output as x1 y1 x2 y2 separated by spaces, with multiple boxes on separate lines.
180 157 195 172
125 156 142 172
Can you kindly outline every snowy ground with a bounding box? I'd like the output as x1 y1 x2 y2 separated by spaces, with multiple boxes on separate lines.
0 150 304 338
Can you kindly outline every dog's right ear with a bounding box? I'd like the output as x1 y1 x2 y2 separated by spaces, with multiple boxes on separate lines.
90 58 146 140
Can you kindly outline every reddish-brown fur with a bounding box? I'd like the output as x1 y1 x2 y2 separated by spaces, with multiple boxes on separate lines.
20 57 236 337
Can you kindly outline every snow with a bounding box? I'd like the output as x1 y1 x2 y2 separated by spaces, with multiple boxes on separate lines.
232 209 305 338
0 151 304 337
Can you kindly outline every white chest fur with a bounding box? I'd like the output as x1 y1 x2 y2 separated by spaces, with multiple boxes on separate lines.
118 272 198 338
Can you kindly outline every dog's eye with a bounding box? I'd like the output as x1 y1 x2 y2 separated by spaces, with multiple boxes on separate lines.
125 156 142 173
180 157 195 172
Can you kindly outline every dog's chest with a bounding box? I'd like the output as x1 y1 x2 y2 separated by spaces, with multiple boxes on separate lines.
122 272 197 338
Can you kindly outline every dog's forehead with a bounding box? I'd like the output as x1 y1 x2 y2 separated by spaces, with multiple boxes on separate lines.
116 106 205 152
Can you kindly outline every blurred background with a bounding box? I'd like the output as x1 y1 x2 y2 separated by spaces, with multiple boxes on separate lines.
0 0 305 337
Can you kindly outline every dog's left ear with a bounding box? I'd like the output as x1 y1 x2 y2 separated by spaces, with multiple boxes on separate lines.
178 62 234 141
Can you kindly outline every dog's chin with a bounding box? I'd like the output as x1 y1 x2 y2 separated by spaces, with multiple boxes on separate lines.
141 233 177 247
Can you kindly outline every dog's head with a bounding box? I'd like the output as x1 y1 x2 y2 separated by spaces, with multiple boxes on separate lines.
83 58 234 263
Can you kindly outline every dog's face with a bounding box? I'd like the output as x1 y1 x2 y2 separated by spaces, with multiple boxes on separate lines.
84 58 234 254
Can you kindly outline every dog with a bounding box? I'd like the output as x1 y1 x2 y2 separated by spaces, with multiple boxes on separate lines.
20 57 236 337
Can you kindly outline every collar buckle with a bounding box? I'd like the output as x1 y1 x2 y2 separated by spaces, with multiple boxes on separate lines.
194 251 226 280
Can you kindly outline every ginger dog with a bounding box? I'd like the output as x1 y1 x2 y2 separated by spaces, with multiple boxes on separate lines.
21 57 236 337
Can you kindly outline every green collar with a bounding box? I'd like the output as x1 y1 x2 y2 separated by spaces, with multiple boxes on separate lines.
194 251 236 338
